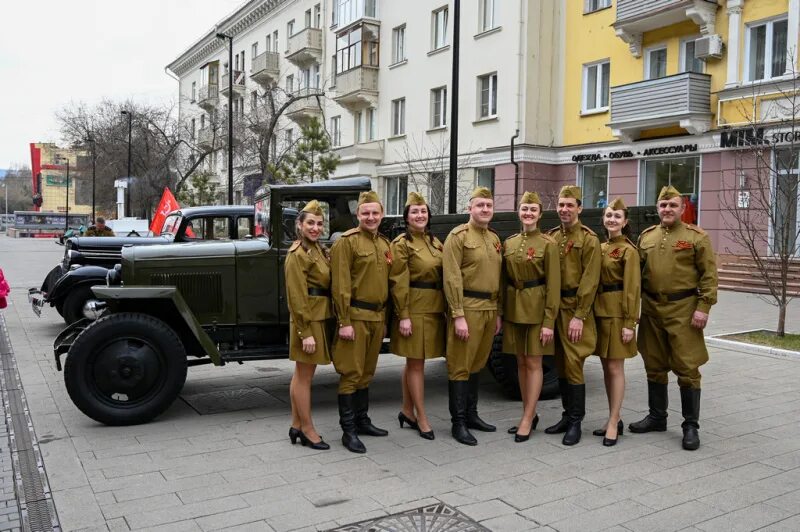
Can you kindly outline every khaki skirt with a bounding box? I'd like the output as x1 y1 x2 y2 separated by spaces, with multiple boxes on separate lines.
595 317 638 359
390 313 446 359
502 321 555 357
289 319 334 365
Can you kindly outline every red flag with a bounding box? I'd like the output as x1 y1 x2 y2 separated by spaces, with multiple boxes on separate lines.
150 187 179 234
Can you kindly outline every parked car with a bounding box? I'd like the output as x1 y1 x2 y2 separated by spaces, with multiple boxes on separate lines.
53 177 657 425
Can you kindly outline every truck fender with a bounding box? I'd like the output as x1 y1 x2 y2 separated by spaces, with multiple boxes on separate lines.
47 265 109 304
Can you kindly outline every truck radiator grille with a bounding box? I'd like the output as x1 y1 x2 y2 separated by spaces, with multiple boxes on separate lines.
150 272 223 314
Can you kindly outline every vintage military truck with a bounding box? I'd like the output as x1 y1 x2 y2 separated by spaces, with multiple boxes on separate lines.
30 205 255 325
53 177 657 425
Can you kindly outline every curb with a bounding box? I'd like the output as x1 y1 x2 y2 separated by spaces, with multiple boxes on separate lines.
706 330 800 361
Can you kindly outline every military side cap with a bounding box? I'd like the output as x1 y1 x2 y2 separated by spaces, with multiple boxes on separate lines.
358 190 382 206
559 185 582 201
658 185 681 200
301 199 324 216
607 197 627 211
405 191 427 207
471 187 493 200
520 191 542 206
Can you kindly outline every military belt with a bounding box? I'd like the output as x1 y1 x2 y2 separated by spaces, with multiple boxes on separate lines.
644 288 697 303
307 287 331 297
520 277 546 289
463 289 496 300
409 280 443 290
560 287 578 298
350 298 385 311
599 283 624 293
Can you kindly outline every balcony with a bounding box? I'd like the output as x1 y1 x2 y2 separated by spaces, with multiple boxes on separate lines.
250 51 280 86
220 71 246 97
613 0 719 57
286 27 322 67
197 84 219 110
285 89 323 125
334 66 379 110
608 72 712 142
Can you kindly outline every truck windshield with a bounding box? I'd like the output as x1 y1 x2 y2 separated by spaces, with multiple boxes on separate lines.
161 214 182 236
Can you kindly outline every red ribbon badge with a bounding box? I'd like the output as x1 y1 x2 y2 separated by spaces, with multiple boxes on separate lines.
565 240 574 254
674 240 693 251
526 247 535 261
385 249 393 265
495 242 502 254
608 247 622 259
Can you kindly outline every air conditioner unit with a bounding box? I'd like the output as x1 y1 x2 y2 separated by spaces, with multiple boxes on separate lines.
695 35 723 60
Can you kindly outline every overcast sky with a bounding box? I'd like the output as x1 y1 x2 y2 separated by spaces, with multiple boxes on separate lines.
0 0 247 169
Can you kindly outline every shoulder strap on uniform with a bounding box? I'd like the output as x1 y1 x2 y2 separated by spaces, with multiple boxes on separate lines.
342 227 360 237
541 233 556 244
581 224 597 237
378 233 391 244
640 225 657 235
546 226 559 235
288 240 301 252
451 224 469 235
506 232 519 241
391 233 406 244
685 224 707 235
624 236 637 248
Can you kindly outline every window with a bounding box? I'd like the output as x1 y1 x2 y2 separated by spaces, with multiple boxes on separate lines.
354 111 363 143
431 86 447 128
251 42 259 60
191 81 196 102
479 0 495 32
305 9 312 28
645 46 667 79
301 67 311 89
640 156 700 224
332 0 338 26
429 172 447 214
270 137 277 160
251 90 258 110
286 128 294 146
582 61 610 112
287 20 295 39
580 163 609 209
366 108 377 140
191 118 196 140
336 26 362 73
774 148 800 255
747 17 788 81
312 63 320 88
200 114 205 129
184 217 232 241
314 4 321 28
286 74 294 93
432 7 448 50
476 167 495 193
273 30 279 52
392 25 406 64
478 73 498 118
330 116 341 146
385 176 408 215
681 38 705 73
584 0 611 13
265 34 271 52
391 98 406 136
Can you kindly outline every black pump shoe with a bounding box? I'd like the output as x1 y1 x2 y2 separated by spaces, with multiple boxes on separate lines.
398 412 419 430
593 420 624 437
298 430 330 450
509 415 539 436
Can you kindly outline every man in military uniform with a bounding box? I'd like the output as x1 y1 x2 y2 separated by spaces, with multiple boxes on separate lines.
442 187 503 446
544 185 601 446
330 190 392 453
630 186 717 451
85 217 115 237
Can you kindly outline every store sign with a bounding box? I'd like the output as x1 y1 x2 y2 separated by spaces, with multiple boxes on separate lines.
720 127 800 148
571 144 697 163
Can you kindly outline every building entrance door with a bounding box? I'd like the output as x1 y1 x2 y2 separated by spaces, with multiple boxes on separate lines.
773 149 800 257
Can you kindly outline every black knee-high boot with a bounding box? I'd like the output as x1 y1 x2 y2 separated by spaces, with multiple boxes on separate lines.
449 380 477 446
338 394 366 453
680 387 701 451
629 381 668 433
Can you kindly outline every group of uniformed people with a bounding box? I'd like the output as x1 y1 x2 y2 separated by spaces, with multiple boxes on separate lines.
283 183 718 454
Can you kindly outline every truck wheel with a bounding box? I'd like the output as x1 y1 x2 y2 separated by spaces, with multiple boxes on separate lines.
62 284 102 325
64 313 188 425
487 336 560 401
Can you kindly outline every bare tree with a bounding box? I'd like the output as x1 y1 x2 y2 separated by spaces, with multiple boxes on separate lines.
1 166 33 213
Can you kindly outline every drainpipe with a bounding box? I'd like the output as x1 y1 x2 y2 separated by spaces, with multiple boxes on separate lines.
511 130 520 207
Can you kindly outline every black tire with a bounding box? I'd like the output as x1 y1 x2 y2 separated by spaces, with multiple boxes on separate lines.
487 335 560 401
64 312 188 425
62 284 100 325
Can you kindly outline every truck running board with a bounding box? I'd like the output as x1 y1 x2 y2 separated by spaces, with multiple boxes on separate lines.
220 345 290 362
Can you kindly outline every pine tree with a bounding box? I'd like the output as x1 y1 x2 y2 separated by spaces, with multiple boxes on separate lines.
270 117 339 183
176 171 219 206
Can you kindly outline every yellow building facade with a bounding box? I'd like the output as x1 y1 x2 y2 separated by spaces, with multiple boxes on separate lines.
30 142 92 215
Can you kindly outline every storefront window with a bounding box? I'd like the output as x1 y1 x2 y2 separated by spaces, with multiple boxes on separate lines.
640 156 700 224
774 148 799 256
580 163 609 208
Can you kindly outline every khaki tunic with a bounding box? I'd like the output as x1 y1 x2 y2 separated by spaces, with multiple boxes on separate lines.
546 221 601 384
637 221 718 389
443 222 503 381
285 240 333 365
330 227 391 393
594 236 640 359
389 232 446 359
501 229 561 356
85 226 115 237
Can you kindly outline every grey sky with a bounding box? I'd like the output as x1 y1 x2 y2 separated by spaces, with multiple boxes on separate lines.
0 0 246 169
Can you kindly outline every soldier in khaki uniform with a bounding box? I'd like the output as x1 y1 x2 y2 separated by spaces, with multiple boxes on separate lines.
285 200 333 451
502 191 560 443
442 187 503 446
544 185 601 446
85 217 115 237
389 192 445 441
592 198 640 447
630 186 718 451
330 190 392 453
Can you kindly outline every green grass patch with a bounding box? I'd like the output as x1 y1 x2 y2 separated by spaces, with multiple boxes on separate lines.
723 330 800 352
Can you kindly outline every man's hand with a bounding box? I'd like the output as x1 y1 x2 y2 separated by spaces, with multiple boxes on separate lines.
302 336 316 354
339 325 355 341
691 310 709 329
495 316 503 335
568 317 584 343
540 327 554 346
621 327 634 344
454 316 469 341
399 318 413 337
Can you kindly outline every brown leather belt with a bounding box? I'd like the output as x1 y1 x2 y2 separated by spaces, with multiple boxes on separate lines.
307 287 331 297
463 289 495 300
561 287 578 297
410 280 443 290
351 298 385 311
599 283 624 293
645 288 697 302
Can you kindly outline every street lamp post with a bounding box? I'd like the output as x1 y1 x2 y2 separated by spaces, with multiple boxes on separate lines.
121 110 133 216
56 155 70 234
1 182 7 233
86 135 97 222
448 0 461 214
216 32 235 204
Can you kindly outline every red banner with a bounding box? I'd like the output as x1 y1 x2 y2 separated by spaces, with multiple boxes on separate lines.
150 187 179 234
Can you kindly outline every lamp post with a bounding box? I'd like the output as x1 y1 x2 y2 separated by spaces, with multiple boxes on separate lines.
121 110 133 216
86 135 97 222
216 32 235 204
448 0 461 214
1 182 7 233
56 155 70 234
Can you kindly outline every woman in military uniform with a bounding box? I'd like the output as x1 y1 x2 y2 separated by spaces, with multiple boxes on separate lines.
593 198 640 446
502 191 560 442
285 200 333 450
389 192 445 441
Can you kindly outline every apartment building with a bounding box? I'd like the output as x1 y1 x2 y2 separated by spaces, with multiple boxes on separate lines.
29 143 92 215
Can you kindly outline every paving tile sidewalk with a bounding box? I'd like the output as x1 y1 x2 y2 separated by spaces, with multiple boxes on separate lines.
2 236 800 531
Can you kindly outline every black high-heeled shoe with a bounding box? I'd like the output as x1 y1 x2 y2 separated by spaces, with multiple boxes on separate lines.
510 414 539 440
592 419 623 437
290 427 330 450
398 412 419 430
289 427 301 443
601 420 623 447
417 427 435 440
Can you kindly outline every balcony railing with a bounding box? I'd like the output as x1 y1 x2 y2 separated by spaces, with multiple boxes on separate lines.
220 71 246 97
286 88 323 124
608 72 712 142
250 51 280 86
286 27 322 66
334 66 379 109
197 84 219 110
